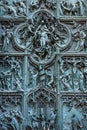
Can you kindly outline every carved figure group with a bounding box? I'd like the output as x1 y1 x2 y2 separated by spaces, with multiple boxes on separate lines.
35 21 50 48
0 109 23 130
71 114 87 130
71 114 82 130
29 0 39 12
29 0 56 12
72 22 86 52
60 58 86 91
59 0 86 16
0 56 23 91
0 70 11 91
2 28 12 52
0 0 26 17
45 0 56 11
27 110 56 130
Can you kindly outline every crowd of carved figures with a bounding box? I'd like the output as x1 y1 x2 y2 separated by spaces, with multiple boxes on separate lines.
0 0 87 130
62 95 87 130
0 56 23 91
0 95 23 130
27 109 56 130
0 0 26 17
29 65 56 91
0 0 86 16
0 20 87 53
60 57 87 91
59 0 86 16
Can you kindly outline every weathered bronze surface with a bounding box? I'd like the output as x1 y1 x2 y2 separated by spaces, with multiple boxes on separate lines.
0 0 87 130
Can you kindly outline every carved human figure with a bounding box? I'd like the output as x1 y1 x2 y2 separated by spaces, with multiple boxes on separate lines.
73 62 85 91
0 0 17 16
83 60 87 89
29 0 39 11
47 110 56 130
61 75 72 91
78 0 86 15
35 21 50 48
59 0 86 16
73 29 86 51
79 70 84 91
45 0 56 10
0 25 5 48
73 63 80 91
31 20 53 62
46 69 54 88
71 114 82 130
29 69 38 87
13 0 26 16
38 114 46 130
0 56 23 91
0 109 23 130
0 70 11 91
27 111 33 128
30 0 39 6
60 61 72 91
31 113 38 130
81 114 87 130
14 77 23 91
8 57 22 79
2 28 12 52
0 0 26 16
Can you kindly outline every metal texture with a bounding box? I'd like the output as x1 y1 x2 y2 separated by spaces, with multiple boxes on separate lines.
0 0 87 130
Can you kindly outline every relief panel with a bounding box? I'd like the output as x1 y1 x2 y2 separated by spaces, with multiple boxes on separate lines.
62 94 87 130
0 93 23 130
26 87 57 130
0 0 87 130
0 56 24 91
28 0 57 14
59 0 86 16
0 0 26 17
60 56 87 92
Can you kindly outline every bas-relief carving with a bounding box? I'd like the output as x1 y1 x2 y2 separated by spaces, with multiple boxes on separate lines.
27 109 56 130
0 95 23 130
62 95 87 130
69 21 86 52
0 23 15 52
0 20 86 53
29 0 56 13
0 0 26 17
59 0 86 16
0 56 23 91
27 88 57 130
57 21 87 52
28 65 56 91
60 57 87 92
14 11 71 64
0 0 87 130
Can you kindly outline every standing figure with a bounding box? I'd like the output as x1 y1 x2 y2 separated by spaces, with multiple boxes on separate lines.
35 21 50 48
31 113 38 130
47 110 56 130
78 0 86 15
0 70 12 91
75 30 86 51
0 25 5 48
81 114 87 130
2 29 12 52
46 69 54 88
79 70 84 91
71 114 82 130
